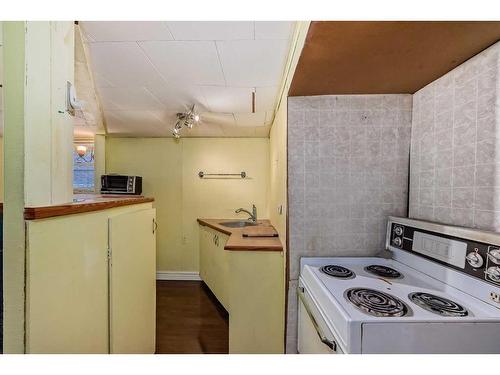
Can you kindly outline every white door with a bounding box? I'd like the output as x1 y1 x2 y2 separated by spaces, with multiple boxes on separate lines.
108 208 156 354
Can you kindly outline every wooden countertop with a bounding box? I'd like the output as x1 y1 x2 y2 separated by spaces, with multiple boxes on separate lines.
24 194 154 220
197 218 283 252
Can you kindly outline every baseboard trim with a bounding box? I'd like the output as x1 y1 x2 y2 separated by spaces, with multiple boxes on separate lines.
156 271 202 281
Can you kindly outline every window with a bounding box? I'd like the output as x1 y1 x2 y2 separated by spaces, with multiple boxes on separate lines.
73 143 95 193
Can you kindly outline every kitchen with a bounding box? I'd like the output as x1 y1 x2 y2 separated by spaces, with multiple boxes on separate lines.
1 13 500 362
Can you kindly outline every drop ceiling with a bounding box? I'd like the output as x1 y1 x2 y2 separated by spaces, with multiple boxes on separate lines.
80 21 295 138
289 21 500 96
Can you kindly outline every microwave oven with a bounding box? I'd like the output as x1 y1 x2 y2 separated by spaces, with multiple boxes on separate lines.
101 175 142 195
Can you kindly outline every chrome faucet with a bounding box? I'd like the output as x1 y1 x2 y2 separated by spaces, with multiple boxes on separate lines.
235 204 257 222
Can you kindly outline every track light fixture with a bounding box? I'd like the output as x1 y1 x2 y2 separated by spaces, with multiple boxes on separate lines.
172 104 200 139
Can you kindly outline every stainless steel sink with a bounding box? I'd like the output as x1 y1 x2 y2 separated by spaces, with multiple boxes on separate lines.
219 221 258 228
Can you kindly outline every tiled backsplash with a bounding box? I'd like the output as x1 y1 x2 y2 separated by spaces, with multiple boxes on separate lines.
286 94 412 352
409 42 500 231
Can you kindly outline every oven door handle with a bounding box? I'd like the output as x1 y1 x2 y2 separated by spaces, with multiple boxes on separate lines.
298 286 337 352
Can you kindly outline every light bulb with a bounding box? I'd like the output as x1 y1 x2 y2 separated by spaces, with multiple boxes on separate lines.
76 145 87 157
194 114 200 122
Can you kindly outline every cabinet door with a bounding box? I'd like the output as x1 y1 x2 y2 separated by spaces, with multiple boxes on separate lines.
109 208 156 354
26 214 109 354
199 226 210 282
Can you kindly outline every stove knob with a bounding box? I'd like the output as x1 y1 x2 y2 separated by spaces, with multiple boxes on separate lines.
466 251 484 268
394 226 403 236
393 237 402 247
487 248 500 265
485 266 500 282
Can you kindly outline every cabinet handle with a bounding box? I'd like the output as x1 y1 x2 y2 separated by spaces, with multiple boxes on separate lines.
153 219 158 234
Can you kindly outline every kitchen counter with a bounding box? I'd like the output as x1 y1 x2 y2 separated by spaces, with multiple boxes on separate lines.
197 218 283 251
24 194 154 220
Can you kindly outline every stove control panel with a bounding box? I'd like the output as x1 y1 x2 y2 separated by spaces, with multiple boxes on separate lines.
390 222 500 287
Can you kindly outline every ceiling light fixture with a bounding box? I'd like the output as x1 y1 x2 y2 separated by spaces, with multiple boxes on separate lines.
75 144 94 162
172 104 200 139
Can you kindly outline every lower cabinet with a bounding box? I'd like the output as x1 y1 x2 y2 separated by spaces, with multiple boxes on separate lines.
25 203 156 354
199 224 285 353
108 208 157 353
199 225 229 310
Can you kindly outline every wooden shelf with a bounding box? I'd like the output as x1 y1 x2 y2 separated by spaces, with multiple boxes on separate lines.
24 194 154 220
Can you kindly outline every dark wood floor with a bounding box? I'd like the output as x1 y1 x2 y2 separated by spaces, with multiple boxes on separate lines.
156 280 229 354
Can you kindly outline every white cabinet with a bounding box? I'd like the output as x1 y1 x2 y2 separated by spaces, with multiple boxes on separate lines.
25 203 156 353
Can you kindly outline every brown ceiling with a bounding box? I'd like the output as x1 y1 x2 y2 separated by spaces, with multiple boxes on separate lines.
289 21 500 96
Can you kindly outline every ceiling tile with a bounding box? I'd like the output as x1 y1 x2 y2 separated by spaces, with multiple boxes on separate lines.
200 112 236 127
147 84 209 112
97 87 164 111
200 86 253 113
140 41 225 86
166 22 254 41
92 72 114 88
234 112 267 127
81 21 173 42
254 21 294 39
88 42 167 88
105 110 169 136
216 40 290 86
255 86 279 112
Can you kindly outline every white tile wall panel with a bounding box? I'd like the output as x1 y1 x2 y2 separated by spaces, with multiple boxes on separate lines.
166 21 254 41
409 41 500 232
139 41 225 86
81 21 173 42
286 94 412 353
87 42 167 88
216 40 290 87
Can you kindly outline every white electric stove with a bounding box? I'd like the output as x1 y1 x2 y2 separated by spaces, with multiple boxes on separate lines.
297 216 500 354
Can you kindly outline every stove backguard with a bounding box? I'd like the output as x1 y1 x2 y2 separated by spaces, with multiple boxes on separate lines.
387 217 500 287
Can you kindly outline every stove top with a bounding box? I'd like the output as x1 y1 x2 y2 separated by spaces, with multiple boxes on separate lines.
320 265 354 279
345 287 409 317
409 292 468 317
301 257 499 322
297 217 500 353
364 264 402 279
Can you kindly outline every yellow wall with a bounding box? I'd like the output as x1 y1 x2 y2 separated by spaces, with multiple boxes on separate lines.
269 22 310 255
3 21 75 353
106 137 270 272
0 137 3 199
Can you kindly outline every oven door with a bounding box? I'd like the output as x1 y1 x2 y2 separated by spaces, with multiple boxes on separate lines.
101 175 132 194
297 284 344 354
